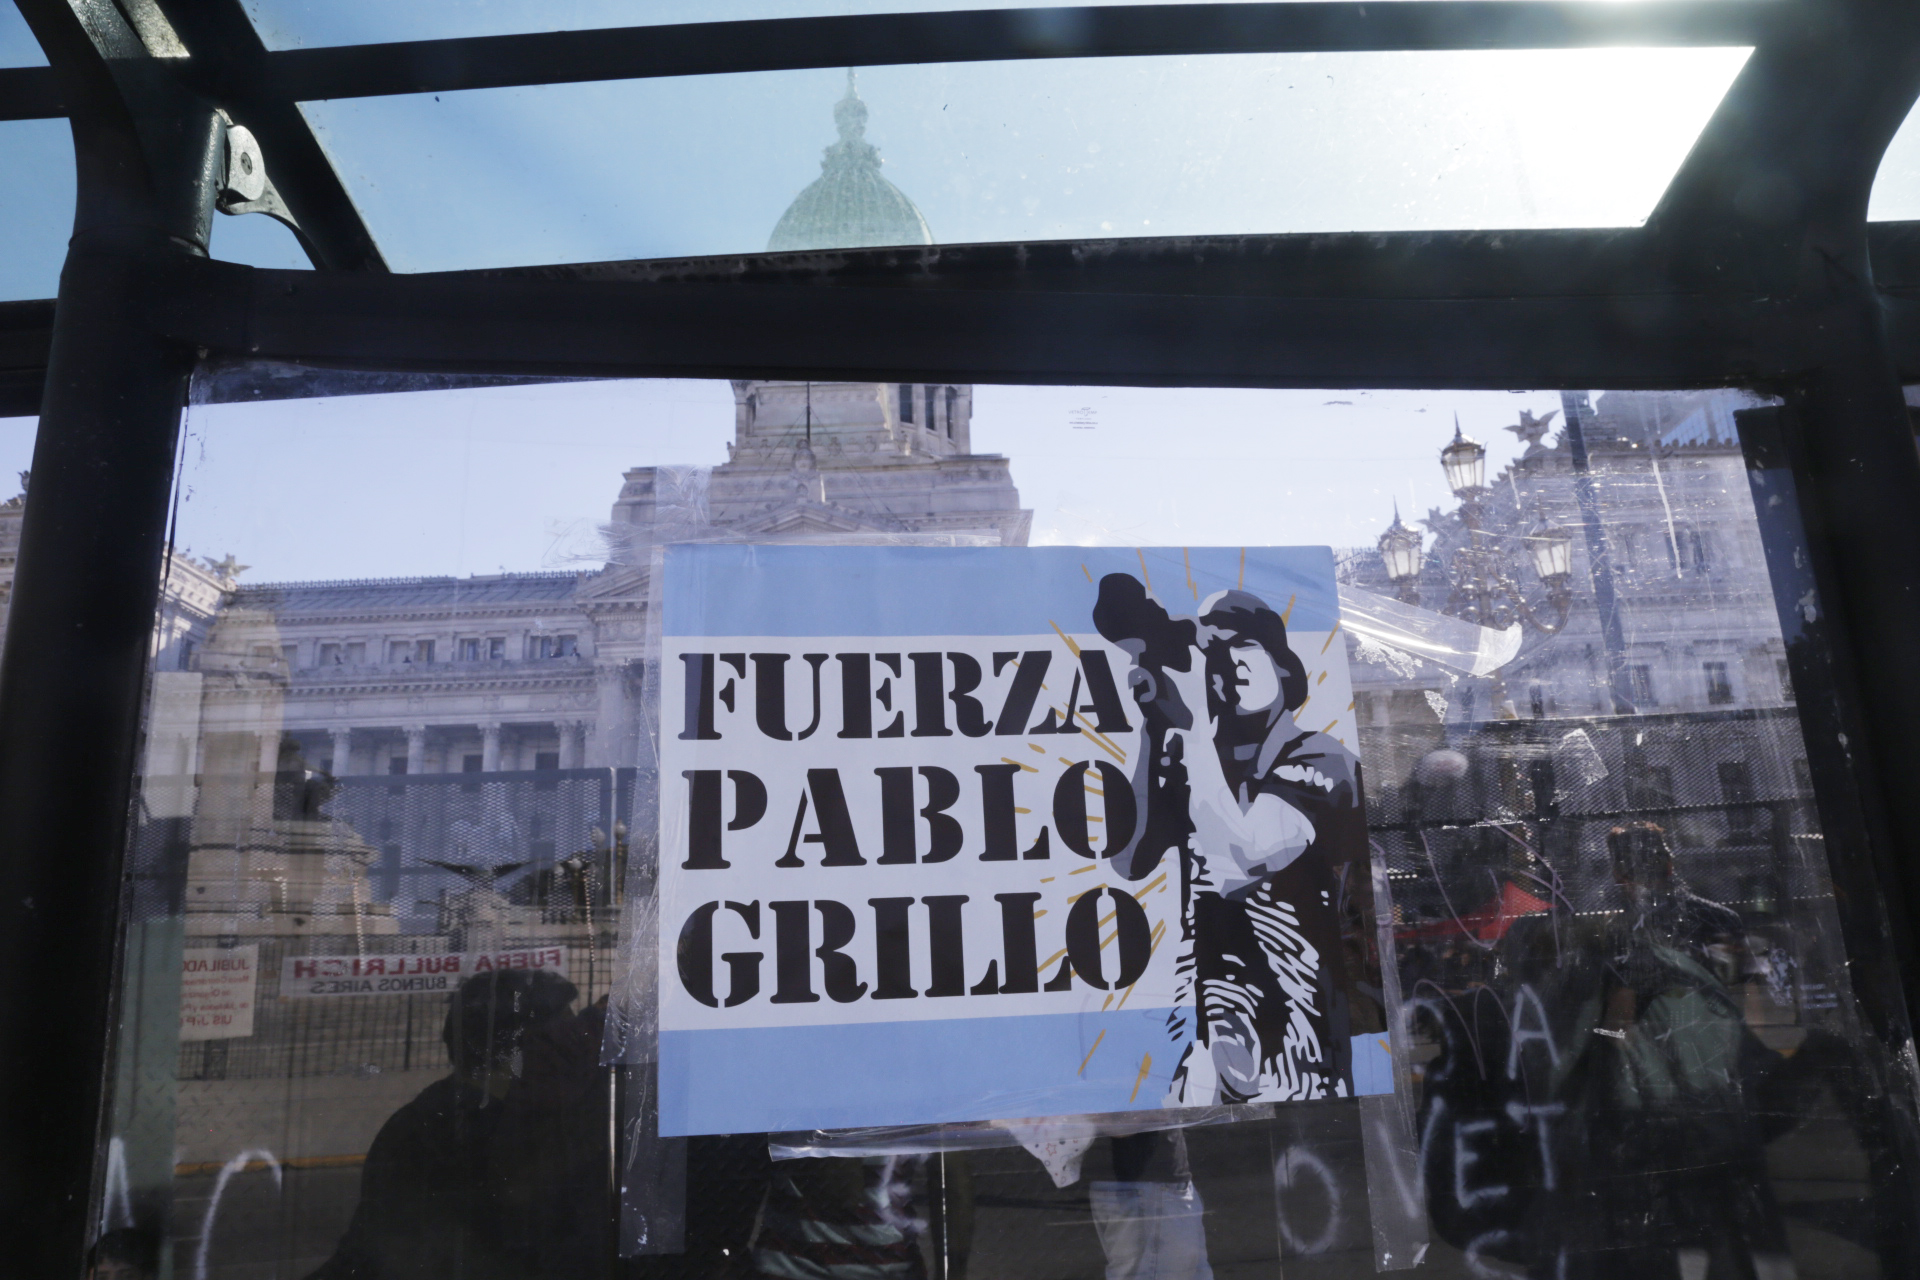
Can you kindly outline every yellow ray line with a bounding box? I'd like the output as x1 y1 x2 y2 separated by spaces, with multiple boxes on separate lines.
1322 719 1339 733
1183 548 1198 602
1238 547 1246 589
1001 756 1039 773
1059 756 1077 766
1029 743 1046 753
1136 549 1153 592
1320 620 1343 653
1040 876 1055 883
1082 563 1094 584
1015 806 1032 814
1101 992 1114 1011
1082 722 1128 763
1048 620 1082 658
1085 786 1104 796
1346 699 1355 710
1034 909 1048 919
1130 1054 1153 1102
1086 815 1104 824
1281 593 1296 624
1079 1029 1107 1077
1132 871 1168 900
1068 884 1107 902
1070 864 1098 875
1317 670 1328 684
1078 722 1127 764
1040 947 1068 972
1099 910 1117 928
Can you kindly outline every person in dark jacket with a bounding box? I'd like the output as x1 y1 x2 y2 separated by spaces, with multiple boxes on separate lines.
308 968 609 1280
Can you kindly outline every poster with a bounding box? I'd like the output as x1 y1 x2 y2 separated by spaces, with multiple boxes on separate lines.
180 945 258 1041
657 545 1380 1136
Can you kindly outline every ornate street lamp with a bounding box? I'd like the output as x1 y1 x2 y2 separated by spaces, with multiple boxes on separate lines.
1375 414 1578 715
1524 516 1574 584
1440 416 1488 497
1378 503 1425 604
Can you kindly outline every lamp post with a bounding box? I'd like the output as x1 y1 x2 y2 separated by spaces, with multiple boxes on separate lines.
1377 416 1576 715
1379 504 1425 604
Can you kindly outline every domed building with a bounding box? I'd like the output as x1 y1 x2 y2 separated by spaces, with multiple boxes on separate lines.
768 72 933 253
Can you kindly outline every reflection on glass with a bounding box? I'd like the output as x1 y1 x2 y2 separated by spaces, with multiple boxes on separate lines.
298 47 1750 272
76 365 1917 1278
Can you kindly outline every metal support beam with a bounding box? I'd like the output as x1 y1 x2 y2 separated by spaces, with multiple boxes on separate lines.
0 2 215 1273
258 0 1775 101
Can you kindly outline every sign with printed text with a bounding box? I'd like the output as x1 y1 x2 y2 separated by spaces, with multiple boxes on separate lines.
280 947 568 998
180 945 258 1041
656 545 1383 1137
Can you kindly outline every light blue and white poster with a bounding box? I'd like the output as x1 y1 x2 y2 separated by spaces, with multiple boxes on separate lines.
656 545 1381 1136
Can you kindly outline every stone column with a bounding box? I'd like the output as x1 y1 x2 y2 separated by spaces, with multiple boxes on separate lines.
329 727 351 777
558 720 582 769
481 722 501 773
405 724 427 775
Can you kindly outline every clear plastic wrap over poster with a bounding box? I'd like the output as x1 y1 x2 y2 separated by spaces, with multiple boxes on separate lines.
87 376 1917 1280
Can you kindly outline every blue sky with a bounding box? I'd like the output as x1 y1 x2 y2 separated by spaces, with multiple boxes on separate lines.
0 380 1565 585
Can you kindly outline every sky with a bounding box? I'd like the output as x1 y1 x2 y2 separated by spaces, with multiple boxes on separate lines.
0 381 1564 585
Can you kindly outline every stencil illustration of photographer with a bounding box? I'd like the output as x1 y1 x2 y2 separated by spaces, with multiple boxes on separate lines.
1093 573 1369 1106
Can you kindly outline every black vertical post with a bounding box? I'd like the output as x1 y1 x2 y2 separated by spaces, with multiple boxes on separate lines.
0 251 195 1279
0 5 217 1274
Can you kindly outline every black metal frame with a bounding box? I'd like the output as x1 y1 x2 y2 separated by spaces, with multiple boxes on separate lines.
2 0 1919 1274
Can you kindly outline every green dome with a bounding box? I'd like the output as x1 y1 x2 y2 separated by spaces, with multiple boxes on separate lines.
768 75 933 253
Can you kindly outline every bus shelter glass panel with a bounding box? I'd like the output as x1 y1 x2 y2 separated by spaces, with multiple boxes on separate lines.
294 47 1751 272
89 371 1918 1280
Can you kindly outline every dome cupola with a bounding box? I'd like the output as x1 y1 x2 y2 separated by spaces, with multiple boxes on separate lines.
768 72 933 252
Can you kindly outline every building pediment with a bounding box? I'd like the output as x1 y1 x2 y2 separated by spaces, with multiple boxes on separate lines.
730 499 907 537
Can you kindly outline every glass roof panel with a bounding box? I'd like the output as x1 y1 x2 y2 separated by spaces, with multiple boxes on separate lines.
244 0 1750 50
298 47 1750 273
0 5 46 67
0 119 73 301
1869 99 1920 221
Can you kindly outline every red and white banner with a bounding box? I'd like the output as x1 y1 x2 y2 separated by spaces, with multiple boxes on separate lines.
279 947 568 998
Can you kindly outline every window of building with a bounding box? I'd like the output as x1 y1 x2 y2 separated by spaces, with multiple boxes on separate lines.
176 638 195 671
318 642 341 665
534 751 560 772
344 641 366 664
388 640 412 663
488 637 506 660
1628 765 1677 812
280 643 298 667
946 386 958 439
528 635 552 659
1719 760 1758 841
1704 660 1734 704
414 639 435 664
458 637 481 661
556 634 578 658
1777 657 1795 702
1629 664 1656 706
386 756 407 775
898 382 913 424
461 753 483 773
